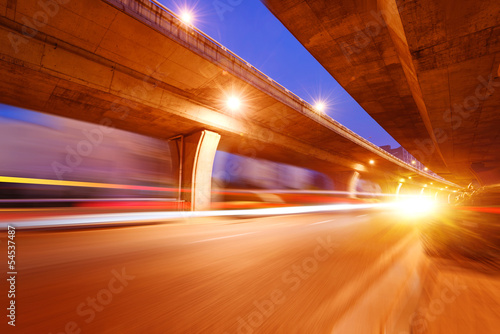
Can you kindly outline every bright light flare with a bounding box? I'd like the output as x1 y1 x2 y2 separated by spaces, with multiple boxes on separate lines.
392 197 437 219
9 203 390 229
180 10 193 24
226 96 241 111
314 101 326 112
369 159 375 165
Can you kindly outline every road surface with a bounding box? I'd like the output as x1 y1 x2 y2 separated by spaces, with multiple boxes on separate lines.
1 208 498 333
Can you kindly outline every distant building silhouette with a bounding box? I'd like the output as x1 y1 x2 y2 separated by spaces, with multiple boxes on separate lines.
379 145 441 179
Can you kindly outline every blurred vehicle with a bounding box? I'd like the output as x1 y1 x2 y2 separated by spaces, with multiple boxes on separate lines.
420 185 500 263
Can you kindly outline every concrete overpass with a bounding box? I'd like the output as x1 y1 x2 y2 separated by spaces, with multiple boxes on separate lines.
0 0 457 210
262 0 500 187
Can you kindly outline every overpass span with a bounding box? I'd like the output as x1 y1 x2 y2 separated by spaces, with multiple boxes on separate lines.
262 0 500 186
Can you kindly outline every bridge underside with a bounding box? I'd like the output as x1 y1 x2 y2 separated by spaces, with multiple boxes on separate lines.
263 0 500 186
0 0 457 209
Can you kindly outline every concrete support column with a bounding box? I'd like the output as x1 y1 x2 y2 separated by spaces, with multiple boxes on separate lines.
396 183 403 198
169 130 221 211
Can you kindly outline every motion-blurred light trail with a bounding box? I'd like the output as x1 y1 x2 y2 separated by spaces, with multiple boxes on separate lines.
1 203 388 229
0 175 175 192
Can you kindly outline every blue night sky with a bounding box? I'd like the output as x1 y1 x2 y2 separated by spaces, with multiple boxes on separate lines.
159 0 400 148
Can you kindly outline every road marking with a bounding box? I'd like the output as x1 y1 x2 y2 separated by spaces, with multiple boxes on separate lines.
189 232 257 244
311 219 334 225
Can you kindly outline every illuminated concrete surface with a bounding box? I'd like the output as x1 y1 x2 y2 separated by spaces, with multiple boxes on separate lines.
262 0 500 186
0 0 457 201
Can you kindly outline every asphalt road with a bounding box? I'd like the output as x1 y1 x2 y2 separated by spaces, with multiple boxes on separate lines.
409 249 500 334
0 209 424 333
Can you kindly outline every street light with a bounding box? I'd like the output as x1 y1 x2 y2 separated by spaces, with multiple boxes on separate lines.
180 11 193 24
226 96 241 111
314 101 326 112
369 159 375 165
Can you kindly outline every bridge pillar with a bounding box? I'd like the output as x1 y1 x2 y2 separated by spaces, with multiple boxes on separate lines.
329 171 359 198
396 182 403 197
169 130 221 211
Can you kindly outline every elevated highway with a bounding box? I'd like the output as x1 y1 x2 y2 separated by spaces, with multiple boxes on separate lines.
0 0 458 209
262 0 500 186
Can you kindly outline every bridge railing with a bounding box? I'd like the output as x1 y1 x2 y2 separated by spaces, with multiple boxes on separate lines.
147 0 307 102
